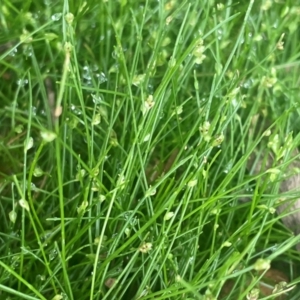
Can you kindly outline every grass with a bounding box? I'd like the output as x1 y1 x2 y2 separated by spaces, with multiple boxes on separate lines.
1 0 300 299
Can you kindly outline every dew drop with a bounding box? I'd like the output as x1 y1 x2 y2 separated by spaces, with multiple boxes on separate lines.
36 274 46 281
23 46 33 57
51 13 62 21
70 104 82 115
49 248 58 261
31 106 37 116
40 231 53 244
92 94 103 104
17 78 29 87
147 83 154 94
92 64 99 72
96 72 107 84
10 255 20 269
33 11 42 20
242 78 254 89
30 182 37 191
9 48 18 57
223 159 233 174
61 292 69 300
217 29 223 40
82 65 92 80
270 244 278 252
188 256 194 264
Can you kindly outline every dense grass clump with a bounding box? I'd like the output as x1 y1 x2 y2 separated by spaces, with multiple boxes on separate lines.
1 1 300 299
